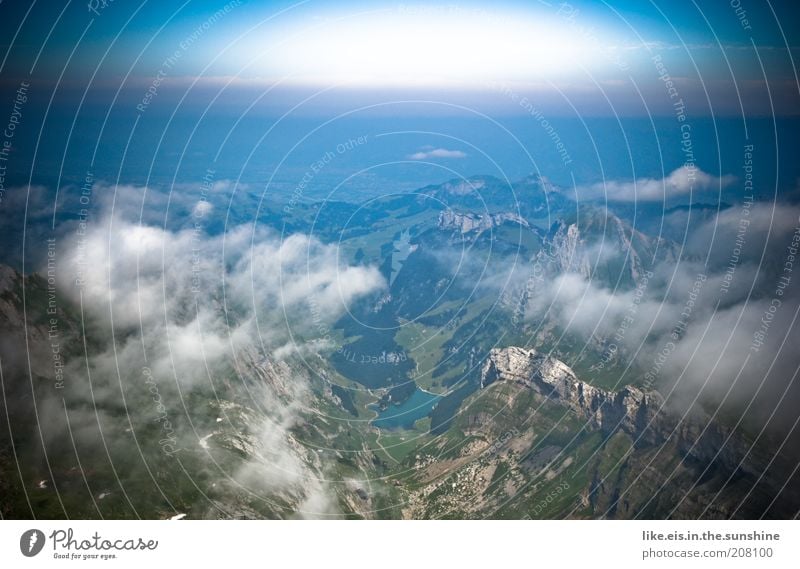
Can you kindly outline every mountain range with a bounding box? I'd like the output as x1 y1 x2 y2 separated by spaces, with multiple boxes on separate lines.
1 174 798 519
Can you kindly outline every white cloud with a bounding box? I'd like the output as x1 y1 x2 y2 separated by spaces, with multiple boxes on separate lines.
192 200 213 217
408 148 467 160
520 202 800 428
45 192 387 517
571 166 736 202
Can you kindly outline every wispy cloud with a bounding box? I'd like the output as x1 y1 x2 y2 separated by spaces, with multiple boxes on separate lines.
408 148 467 160
19 181 387 518
568 166 736 201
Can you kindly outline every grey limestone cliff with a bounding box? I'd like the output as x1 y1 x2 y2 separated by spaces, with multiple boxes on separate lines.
438 210 529 234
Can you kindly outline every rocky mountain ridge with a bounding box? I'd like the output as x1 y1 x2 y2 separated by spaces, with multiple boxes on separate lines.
479 347 758 470
548 213 664 283
437 210 529 234
481 347 659 436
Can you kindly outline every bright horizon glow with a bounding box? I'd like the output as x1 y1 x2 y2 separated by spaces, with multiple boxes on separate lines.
235 6 613 87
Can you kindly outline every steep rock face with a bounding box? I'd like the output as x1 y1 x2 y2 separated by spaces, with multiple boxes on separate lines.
480 347 784 483
542 211 674 286
438 210 529 235
0 264 35 330
480 347 659 438
547 222 593 279
0 264 80 381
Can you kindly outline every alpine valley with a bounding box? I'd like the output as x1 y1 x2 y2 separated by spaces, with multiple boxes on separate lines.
2 173 799 519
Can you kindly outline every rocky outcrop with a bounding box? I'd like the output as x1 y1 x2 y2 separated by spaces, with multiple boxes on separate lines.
547 221 592 279
480 347 774 478
438 210 529 234
0 264 80 380
542 212 673 286
480 347 660 438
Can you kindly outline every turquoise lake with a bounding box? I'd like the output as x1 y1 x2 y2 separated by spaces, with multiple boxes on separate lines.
372 388 441 430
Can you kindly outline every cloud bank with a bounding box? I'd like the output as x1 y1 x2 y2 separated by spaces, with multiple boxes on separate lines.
20 182 386 518
521 201 800 435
